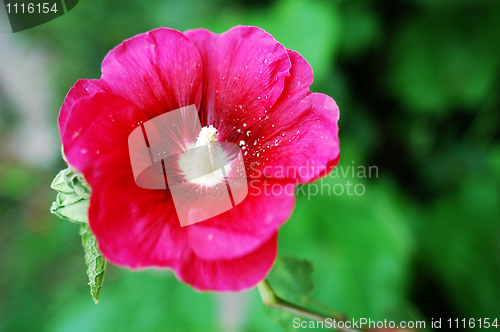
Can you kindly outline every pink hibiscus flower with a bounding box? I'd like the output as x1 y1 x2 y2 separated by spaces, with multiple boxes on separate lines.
59 26 340 291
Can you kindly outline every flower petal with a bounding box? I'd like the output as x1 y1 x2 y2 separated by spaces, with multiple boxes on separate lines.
62 92 187 268
245 50 340 183
88 172 186 269
175 232 278 291
184 26 291 140
58 79 107 138
100 28 203 118
186 179 295 260
58 28 203 139
62 92 148 178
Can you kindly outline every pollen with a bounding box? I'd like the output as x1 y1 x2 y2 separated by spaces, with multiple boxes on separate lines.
196 125 219 147
178 125 231 187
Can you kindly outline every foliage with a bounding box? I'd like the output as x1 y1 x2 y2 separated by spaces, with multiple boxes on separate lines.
50 167 107 304
262 257 316 331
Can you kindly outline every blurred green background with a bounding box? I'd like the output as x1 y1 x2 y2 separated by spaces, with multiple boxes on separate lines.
1 0 499 331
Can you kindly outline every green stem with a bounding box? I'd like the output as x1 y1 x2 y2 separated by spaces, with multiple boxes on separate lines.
257 279 360 332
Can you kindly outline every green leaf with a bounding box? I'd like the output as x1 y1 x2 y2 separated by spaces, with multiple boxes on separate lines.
283 179 416 319
263 257 316 332
50 169 75 194
51 167 91 198
267 257 314 304
51 166 107 303
50 167 92 223
61 168 91 199
50 192 89 223
80 223 107 304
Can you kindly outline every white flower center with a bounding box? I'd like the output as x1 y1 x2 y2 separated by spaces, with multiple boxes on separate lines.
195 125 219 147
178 125 231 187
